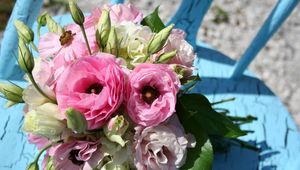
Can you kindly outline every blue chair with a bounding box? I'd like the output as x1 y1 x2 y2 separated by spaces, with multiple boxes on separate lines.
0 0 299 169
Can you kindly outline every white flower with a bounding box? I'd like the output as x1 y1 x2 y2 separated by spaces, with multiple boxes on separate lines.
93 136 134 170
114 21 153 65
22 85 55 111
133 115 196 170
23 103 65 139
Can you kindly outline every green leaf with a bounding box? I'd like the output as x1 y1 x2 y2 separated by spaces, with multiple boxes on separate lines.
176 93 246 138
141 6 165 33
176 100 212 170
180 126 213 170
187 140 213 170
181 75 201 93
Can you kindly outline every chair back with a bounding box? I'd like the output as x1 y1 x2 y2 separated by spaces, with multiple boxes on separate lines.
1 0 298 79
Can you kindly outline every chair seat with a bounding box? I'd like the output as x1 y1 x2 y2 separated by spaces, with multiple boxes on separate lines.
0 14 299 170
193 44 300 170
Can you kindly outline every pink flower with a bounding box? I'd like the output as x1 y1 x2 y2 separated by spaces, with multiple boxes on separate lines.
126 64 180 126
92 4 143 24
53 140 101 170
38 15 99 89
28 134 49 150
31 58 55 88
152 29 196 67
56 53 125 129
133 115 196 170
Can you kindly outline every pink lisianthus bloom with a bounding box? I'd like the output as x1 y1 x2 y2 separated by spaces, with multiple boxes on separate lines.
56 53 126 129
38 15 99 90
152 29 196 67
28 134 50 150
133 115 196 170
126 64 180 127
91 4 143 24
52 140 102 170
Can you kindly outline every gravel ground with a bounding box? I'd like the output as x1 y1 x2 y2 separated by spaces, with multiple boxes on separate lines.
2 0 300 126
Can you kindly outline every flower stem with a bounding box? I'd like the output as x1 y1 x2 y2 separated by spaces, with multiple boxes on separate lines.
142 54 150 63
33 140 63 163
211 97 235 105
27 73 56 104
30 41 39 52
80 25 92 55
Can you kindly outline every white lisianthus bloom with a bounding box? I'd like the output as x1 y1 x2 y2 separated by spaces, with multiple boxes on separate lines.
23 85 55 111
23 103 65 139
87 136 134 170
133 115 196 170
114 21 153 66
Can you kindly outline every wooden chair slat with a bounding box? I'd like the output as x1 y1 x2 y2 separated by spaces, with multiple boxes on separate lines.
169 0 213 47
0 0 43 80
0 1 300 169
110 0 125 4
231 0 299 78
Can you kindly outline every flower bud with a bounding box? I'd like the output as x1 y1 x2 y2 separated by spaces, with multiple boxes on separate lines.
68 0 85 25
65 108 87 133
37 12 47 27
105 27 118 56
155 50 177 63
148 24 174 54
0 82 24 103
170 64 196 84
37 12 48 37
23 103 65 139
46 157 55 170
104 115 129 147
26 162 39 170
45 14 64 34
5 101 17 108
14 19 34 43
18 39 34 73
97 9 111 48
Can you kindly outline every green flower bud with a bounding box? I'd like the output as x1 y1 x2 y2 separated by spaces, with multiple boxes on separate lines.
26 162 39 170
14 19 34 43
148 24 174 54
23 103 65 139
37 12 47 26
68 0 85 25
104 115 129 147
65 108 87 133
105 27 118 56
46 157 55 170
97 10 111 48
37 12 48 37
155 50 177 63
18 39 34 73
45 14 64 34
5 101 18 108
170 64 197 84
0 82 24 103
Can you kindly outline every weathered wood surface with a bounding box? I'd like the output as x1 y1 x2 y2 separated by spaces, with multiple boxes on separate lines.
0 14 299 170
0 0 43 79
1 0 300 169
193 44 300 170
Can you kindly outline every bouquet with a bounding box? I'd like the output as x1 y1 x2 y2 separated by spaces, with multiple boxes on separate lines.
0 1 254 170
